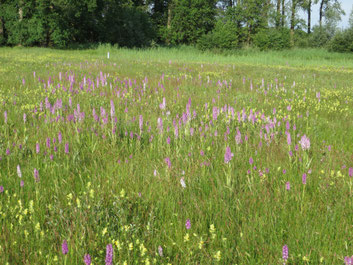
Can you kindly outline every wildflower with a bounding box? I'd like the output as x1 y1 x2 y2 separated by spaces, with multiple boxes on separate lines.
84 254 91 265
0 186 4 193
224 146 234 163
185 219 191 230
58 132 62 143
184 233 189 242
349 168 353 177
302 173 307 185
214 250 221 261
249 157 253 165
158 246 163 257
198 237 204 249
344 256 353 265
62 240 68 255
65 143 69 154
212 107 218 121
165 157 171 169
286 182 290 190
105 244 113 265
110 100 115 120
180 178 186 188
36 143 40 154
282 245 288 263
17 165 22 178
139 115 143 131
23 113 26 123
210 224 216 234
299 135 310 151
159 97 166 110
20 180 24 187
34 168 40 182
286 132 291 146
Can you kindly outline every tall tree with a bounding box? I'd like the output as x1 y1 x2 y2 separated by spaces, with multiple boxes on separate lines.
290 0 298 46
281 0 285 28
0 0 4 43
275 0 281 28
306 0 312 33
318 0 343 28
169 0 217 44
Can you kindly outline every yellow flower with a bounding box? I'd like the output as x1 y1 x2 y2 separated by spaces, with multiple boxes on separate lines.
102 227 107 236
129 242 133 251
89 189 94 199
214 251 221 261
184 233 189 242
198 238 204 249
76 198 81 208
209 224 216 234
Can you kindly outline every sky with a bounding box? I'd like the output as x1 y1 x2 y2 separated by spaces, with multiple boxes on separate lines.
299 0 352 29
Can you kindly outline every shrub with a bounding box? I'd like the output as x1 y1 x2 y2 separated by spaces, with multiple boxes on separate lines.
328 28 353 53
253 28 290 50
308 26 331 48
197 19 239 51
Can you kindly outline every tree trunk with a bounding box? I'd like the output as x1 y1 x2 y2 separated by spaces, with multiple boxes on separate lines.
19 0 23 22
167 1 172 29
166 0 172 44
319 0 324 28
307 0 311 34
281 0 285 28
276 0 281 28
0 17 3 38
290 0 296 47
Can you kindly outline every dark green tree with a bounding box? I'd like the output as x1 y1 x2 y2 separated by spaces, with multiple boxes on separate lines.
167 0 217 44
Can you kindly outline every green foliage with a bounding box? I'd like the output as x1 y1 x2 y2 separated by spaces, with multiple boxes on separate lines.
197 19 239 51
98 2 155 48
328 28 353 53
308 26 331 48
254 28 291 50
168 0 217 44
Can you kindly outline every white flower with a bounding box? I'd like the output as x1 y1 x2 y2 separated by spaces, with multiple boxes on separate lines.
180 177 186 188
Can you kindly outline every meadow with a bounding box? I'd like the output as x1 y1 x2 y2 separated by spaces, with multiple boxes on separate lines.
0 46 353 264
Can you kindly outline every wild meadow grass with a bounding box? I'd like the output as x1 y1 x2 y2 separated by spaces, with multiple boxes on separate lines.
0 46 352 264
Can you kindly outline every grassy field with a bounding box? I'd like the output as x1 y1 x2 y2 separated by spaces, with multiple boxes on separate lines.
0 46 353 264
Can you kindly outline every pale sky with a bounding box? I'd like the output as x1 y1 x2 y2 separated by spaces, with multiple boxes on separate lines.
299 0 352 29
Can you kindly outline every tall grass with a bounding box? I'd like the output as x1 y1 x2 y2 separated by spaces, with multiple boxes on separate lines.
0 47 352 264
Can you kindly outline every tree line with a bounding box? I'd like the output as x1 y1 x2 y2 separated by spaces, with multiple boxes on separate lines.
0 0 352 52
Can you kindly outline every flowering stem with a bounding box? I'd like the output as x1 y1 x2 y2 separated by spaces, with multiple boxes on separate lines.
301 185 306 213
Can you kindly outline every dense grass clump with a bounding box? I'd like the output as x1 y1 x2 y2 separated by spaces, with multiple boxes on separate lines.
0 47 352 264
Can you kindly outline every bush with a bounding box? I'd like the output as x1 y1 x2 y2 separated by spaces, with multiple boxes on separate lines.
253 28 290 50
308 26 331 48
197 19 239 51
294 29 309 48
328 28 353 53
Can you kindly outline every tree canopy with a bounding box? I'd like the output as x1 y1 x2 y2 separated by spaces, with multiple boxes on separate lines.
0 0 351 51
